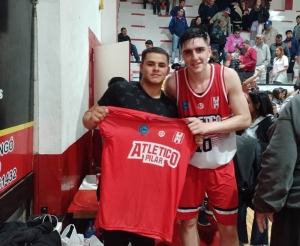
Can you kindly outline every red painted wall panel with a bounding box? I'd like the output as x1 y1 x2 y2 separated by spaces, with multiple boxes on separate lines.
34 131 92 214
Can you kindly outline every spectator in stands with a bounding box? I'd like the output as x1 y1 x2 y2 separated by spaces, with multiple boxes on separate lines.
190 16 208 32
254 95 300 246
271 46 289 84
253 34 270 83
293 15 300 44
262 20 278 47
241 1 251 31
225 49 243 73
210 8 232 36
283 30 300 82
270 34 291 66
145 40 154 49
239 40 257 81
210 19 226 53
198 0 209 18
156 0 170 15
249 0 269 47
170 0 185 17
143 0 158 15
225 28 244 55
118 27 140 62
272 88 283 112
168 7 189 64
200 0 219 26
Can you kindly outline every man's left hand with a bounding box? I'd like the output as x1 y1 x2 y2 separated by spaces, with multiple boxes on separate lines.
186 117 209 135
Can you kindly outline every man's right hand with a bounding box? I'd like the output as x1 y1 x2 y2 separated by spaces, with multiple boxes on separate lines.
89 106 109 124
83 105 109 129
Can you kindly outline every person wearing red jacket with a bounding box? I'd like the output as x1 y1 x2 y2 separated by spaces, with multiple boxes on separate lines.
238 39 257 82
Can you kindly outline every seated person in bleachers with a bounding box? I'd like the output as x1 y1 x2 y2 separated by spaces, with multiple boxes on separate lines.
190 16 208 32
145 40 154 49
170 0 185 17
143 0 158 15
225 48 243 73
118 27 140 62
200 0 219 26
210 8 232 36
225 28 243 55
156 0 170 15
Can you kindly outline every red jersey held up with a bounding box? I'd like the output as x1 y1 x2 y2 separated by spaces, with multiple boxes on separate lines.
96 106 196 242
176 64 237 169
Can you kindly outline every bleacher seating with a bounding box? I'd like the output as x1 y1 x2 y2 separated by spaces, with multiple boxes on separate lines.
119 0 300 81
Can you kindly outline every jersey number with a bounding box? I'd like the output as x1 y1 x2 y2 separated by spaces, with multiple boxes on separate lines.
196 138 212 153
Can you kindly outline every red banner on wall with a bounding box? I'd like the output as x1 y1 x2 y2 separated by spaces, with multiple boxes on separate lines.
0 123 34 194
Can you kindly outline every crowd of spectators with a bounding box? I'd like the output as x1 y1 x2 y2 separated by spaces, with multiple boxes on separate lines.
118 0 300 84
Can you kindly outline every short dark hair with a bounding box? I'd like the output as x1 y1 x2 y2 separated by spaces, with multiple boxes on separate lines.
145 40 153 45
272 88 281 100
296 15 300 19
179 0 186 3
179 28 209 48
276 34 282 39
141 47 169 64
234 28 241 33
108 77 128 87
294 83 300 91
121 27 126 31
249 91 273 117
177 7 184 11
285 30 293 35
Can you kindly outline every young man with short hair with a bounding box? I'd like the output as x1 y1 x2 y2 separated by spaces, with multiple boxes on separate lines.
293 15 300 44
165 28 251 246
168 7 189 64
170 0 186 17
83 47 181 246
284 30 300 82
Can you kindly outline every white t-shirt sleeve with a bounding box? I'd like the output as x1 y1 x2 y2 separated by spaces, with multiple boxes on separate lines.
283 56 289 66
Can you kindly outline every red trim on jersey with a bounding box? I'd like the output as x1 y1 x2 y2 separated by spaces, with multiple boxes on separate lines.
183 65 214 98
220 66 228 102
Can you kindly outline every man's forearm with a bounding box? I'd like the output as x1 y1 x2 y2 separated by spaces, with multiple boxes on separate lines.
205 114 251 134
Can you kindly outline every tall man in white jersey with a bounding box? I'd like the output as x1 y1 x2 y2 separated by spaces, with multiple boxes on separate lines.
165 28 251 246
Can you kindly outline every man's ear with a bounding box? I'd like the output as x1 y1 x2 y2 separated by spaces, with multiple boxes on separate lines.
140 62 143 72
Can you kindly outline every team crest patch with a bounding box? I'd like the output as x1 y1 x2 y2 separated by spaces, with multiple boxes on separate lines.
212 97 219 109
139 125 149 135
182 101 189 111
172 131 184 144
198 103 204 109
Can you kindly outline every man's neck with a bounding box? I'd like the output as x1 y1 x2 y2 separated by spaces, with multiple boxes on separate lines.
140 80 162 99
187 65 211 89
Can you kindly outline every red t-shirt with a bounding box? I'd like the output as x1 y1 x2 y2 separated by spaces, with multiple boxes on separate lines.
96 106 196 242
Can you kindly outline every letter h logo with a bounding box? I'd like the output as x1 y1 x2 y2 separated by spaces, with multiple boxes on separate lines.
172 132 184 144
